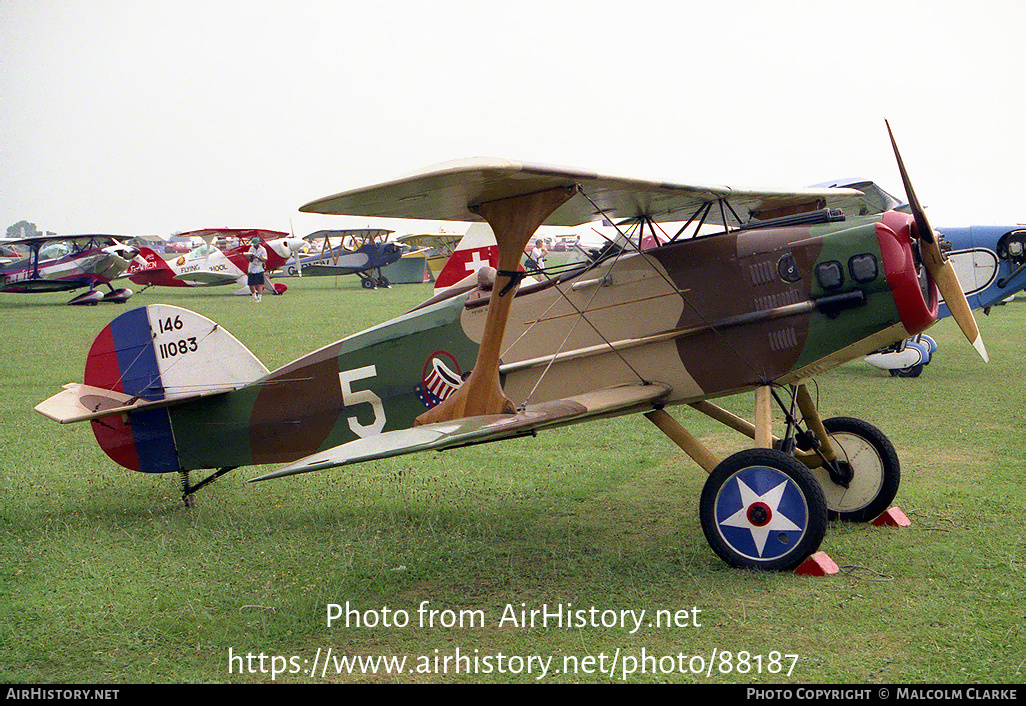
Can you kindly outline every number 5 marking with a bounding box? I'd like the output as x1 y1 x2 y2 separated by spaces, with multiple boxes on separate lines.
338 365 385 437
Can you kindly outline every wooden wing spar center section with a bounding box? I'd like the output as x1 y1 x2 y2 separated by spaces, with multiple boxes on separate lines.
416 185 578 425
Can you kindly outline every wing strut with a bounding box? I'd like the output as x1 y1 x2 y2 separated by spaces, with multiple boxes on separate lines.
416 185 577 425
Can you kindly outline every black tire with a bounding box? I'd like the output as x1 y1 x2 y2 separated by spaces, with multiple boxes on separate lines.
361 277 375 289
810 417 900 522
700 448 828 571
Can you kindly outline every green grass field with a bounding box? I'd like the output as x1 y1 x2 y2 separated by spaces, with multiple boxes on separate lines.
1 275 1023 684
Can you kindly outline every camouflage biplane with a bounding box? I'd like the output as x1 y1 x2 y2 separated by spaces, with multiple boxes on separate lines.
36 124 987 571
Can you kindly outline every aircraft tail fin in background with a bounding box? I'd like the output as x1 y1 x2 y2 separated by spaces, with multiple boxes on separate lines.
433 223 499 293
125 246 176 286
34 305 267 473
432 223 540 293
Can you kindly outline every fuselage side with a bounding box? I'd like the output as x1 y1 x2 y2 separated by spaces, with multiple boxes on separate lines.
934 225 1026 315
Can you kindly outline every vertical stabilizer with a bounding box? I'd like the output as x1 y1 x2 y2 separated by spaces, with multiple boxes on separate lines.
432 223 499 293
82 305 267 473
126 246 178 287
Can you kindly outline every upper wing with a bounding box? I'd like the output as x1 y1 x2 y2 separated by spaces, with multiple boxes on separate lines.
180 228 290 242
395 233 463 254
4 234 126 246
305 228 394 242
249 382 670 482
299 157 870 227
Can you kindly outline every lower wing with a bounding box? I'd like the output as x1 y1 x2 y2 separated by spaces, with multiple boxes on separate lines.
249 382 671 481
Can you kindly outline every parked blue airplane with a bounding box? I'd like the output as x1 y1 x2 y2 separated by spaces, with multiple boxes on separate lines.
283 228 403 289
867 220 1024 376
938 225 1026 316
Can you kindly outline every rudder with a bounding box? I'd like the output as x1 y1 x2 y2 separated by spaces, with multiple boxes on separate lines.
126 246 178 287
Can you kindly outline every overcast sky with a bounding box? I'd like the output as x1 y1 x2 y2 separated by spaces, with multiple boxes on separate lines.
2 0 1023 238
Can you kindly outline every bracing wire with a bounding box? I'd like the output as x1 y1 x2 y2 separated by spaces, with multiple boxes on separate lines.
509 215 652 408
578 190 769 383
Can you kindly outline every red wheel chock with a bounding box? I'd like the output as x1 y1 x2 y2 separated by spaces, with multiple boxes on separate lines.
793 551 839 576
795 508 911 576
871 507 911 527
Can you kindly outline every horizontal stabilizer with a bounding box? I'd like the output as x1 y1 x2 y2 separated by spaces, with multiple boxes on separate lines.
34 382 234 424
249 382 671 482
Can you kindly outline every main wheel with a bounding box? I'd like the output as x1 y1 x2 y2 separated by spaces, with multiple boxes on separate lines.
361 277 375 289
700 448 828 571
809 417 900 522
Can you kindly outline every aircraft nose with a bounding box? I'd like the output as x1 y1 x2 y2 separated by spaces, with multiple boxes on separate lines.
877 211 937 336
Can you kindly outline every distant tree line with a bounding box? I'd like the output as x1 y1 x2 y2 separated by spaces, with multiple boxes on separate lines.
7 221 42 239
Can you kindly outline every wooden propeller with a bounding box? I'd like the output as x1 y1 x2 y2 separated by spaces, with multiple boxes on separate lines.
886 121 988 362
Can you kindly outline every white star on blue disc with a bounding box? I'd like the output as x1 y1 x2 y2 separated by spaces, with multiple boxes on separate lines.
715 468 808 559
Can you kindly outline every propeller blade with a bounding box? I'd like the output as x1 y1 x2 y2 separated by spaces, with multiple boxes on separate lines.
886 121 988 362
288 220 302 276
928 250 990 362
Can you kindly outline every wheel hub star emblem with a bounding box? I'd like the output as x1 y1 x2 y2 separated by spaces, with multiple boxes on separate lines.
719 477 802 557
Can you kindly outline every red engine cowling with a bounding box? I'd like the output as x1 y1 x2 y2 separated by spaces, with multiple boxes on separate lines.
877 210 938 336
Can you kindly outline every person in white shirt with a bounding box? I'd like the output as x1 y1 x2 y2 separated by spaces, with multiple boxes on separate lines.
246 237 268 301
528 239 548 273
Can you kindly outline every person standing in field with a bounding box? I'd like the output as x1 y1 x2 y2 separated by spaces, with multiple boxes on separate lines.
527 238 548 273
247 237 268 302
